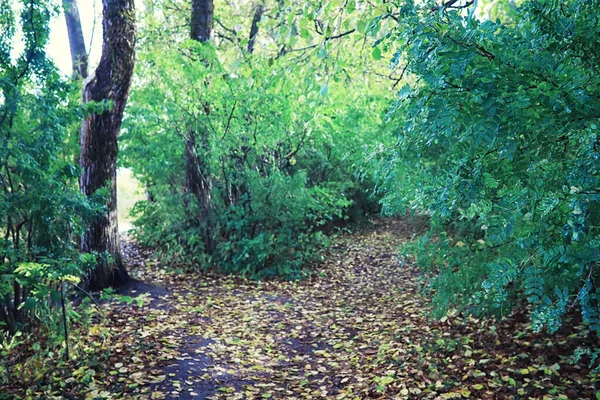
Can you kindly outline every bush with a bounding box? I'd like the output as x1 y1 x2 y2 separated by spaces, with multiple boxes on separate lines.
121 18 386 278
377 0 600 336
0 0 94 333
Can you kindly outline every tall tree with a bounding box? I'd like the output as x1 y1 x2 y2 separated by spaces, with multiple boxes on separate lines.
62 0 88 78
247 4 263 54
80 0 136 290
191 0 214 42
185 0 215 253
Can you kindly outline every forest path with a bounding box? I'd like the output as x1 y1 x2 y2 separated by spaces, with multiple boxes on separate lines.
103 219 596 400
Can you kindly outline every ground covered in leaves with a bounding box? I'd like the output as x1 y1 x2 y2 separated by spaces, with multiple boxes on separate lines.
3 219 599 399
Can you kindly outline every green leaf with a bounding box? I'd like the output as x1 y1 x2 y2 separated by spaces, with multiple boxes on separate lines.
372 46 382 60
23 297 37 311
319 83 329 97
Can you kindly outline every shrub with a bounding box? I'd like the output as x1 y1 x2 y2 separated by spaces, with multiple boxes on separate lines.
0 0 95 333
376 0 600 336
121 19 386 277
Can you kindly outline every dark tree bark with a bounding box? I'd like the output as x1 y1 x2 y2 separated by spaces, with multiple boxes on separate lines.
62 0 88 78
247 4 264 54
80 0 136 290
186 0 215 253
191 0 214 42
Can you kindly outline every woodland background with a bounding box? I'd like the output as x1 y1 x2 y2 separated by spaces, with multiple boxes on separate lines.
1 0 600 397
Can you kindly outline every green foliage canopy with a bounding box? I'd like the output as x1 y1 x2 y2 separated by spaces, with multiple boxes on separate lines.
376 0 600 337
121 0 393 278
0 0 94 334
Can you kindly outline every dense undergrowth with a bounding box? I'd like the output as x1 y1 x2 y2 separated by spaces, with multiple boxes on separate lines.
375 0 600 361
119 1 390 278
0 0 99 338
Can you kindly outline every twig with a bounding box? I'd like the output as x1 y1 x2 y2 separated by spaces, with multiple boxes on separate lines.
87 0 97 59
60 281 70 361
431 0 474 12
221 100 237 141
68 281 107 317
283 29 356 55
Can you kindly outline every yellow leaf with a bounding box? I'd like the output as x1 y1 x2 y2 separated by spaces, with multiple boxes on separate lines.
85 391 99 400
440 393 462 399
90 325 102 336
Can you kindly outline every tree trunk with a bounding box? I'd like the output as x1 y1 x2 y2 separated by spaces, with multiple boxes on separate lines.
247 4 264 54
186 0 215 253
62 0 88 78
80 0 136 290
191 0 214 42
185 130 215 253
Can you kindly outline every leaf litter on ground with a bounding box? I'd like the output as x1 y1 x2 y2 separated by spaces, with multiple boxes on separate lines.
2 218 599 399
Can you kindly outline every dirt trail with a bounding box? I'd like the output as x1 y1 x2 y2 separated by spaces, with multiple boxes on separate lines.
101 219 597 400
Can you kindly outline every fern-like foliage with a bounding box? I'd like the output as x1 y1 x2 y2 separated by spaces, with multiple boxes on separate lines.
377 0 600 349
523 266 544 305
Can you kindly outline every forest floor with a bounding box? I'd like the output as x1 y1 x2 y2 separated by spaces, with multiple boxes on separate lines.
4 219 599 399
